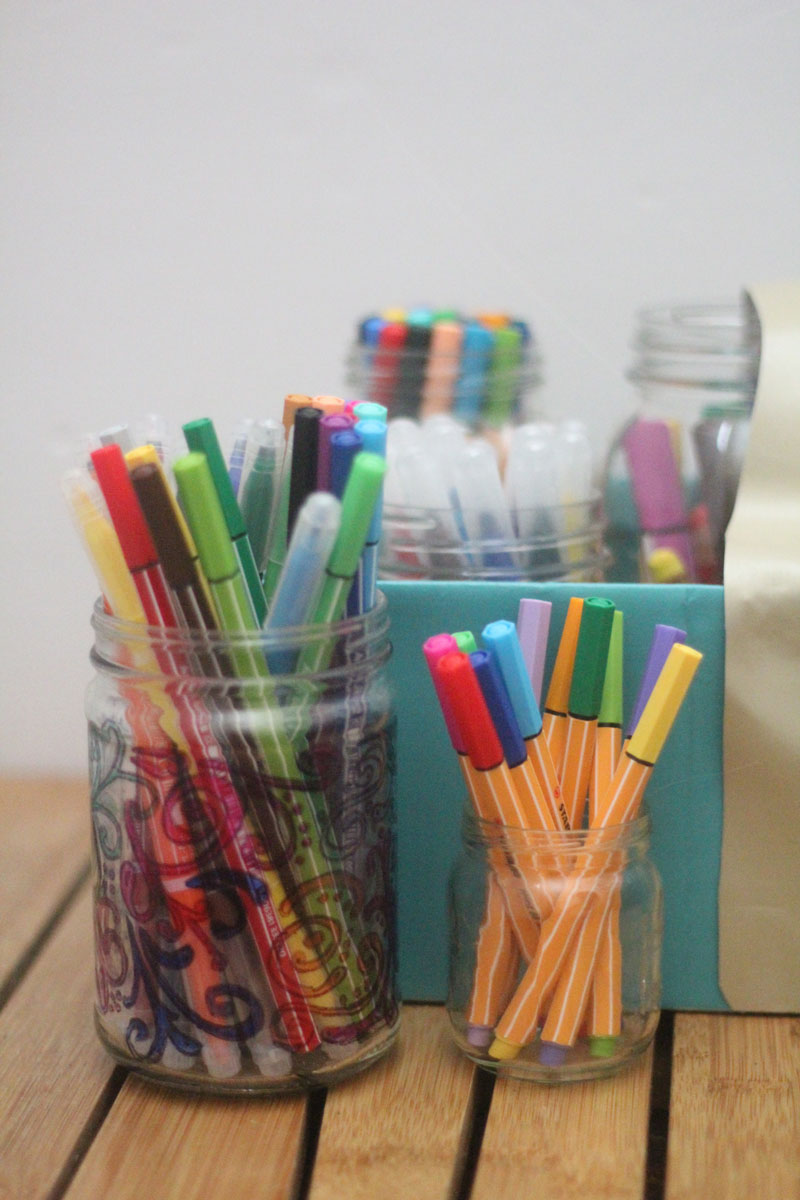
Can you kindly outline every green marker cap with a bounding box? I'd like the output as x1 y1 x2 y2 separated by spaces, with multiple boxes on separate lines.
597 610 624 726
569 597 616 719
589 1035 618 1058
327 451 387 579
173 452 238 584
452 630 478 654
183 418 245 538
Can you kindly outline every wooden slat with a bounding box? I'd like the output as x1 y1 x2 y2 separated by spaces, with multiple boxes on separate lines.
665 1012 800 1199
66 1076 307 1200
0 775 88 987
473 1045 654 1200
0 884 115 1200
309 1005 475 1200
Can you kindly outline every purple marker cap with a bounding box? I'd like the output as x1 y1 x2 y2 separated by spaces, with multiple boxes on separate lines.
539 1041 567 1066
516 599 552 708
423 634 465 753
317 413 354 491
627 623 687 737
466 1024 494 1048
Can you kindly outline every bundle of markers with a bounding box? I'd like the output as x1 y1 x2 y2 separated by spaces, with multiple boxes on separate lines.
346 308 541 428
62 396 397 1083
424 596 702 1066
381 414 607 581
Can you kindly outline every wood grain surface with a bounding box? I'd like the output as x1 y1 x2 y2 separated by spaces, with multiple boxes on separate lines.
473 1046 654 1200
666 1012 800 1199
309 1005 475 1200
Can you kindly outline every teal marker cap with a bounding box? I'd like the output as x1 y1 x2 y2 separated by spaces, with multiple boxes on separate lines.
327 451 387 579
481 619 543 739
173 452 238 584
568 597 616 720
597 610 624 726
452 630 477 655
183 418 245 538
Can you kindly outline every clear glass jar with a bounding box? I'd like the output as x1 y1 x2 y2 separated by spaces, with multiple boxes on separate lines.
604 300 759 583
448 809 662 1082
86 593 398 1093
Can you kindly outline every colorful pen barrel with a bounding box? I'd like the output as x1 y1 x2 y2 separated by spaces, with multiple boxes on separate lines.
541 597 584 774
559 598 616 829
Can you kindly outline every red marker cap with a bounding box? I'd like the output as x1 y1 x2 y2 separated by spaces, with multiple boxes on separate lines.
435 651 503 771
423 634 464 752
377 321 406 349
90 443 157 572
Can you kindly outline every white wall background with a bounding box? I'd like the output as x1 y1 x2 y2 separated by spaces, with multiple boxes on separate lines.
2 0 799 773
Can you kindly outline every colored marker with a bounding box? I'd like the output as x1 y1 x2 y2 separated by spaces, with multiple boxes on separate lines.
541 597 584 772
317 413 355 492
626 624 687 739
481 619 565 830
348 417 387 616
559 598 616 829
239 419 283 573
182 418 267 624
589 610 624 824
452 629 477 655
371 321 406 411
329 428 364 499
516 598 552 709
287 406 322 539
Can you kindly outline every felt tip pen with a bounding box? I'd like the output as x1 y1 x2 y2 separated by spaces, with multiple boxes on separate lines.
515 598 552 709
560 597 616 829
589 609 624 823
542 596 584 772
182 418 267 624
61 468 145 623
329 428 364 499
300 451 387 673
626 624 687 739
90 443 177 628
423 633 488 816
348 417 387 616
227 418 254 497
239 419 283 573
481 619 565 830
452 629 477 655
317 413 354 492
287 406 322 540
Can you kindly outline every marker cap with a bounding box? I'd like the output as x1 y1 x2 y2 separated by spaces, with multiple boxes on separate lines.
627 623 687 737
281 394 314 437
597 610 624 727
352 401 388 423
470 650 526 769
516 598 552 708
481 619 543 739
423 633 464 752
90 443 156 572
130 462 196 591
569 597 616 719
182 418 246 539
173 452 238 584
435 651 503 771
329 429 364 499
452 630 477 655
627 643 702 766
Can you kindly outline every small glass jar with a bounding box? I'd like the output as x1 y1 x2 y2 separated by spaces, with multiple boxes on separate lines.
86 593 398 1094
448 809 662 1083
604 300 759 583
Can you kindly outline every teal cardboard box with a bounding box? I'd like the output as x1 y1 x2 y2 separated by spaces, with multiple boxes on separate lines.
381 580 727 1012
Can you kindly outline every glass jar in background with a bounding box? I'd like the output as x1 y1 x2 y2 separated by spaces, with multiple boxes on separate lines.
604 300 759 583
448 810 662 1083
345 310 544 430
86 594 397 1094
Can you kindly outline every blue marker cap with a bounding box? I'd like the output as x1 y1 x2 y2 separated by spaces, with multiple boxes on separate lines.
354 418 387 544
329 428 364 499
362 316 385 346
470 650 526 769
481 619 544 739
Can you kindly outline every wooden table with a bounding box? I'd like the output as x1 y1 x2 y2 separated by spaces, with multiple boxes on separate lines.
2 777 798 1200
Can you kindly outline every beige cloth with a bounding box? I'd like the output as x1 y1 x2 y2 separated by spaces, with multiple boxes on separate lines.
719 281 800 1011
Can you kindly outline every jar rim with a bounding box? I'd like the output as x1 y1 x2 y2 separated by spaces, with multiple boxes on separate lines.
462 806 652 852
90 588 391 680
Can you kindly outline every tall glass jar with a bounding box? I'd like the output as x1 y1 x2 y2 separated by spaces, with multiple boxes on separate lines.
86 594 398 1093
448 809 662 1083
604 300 759 583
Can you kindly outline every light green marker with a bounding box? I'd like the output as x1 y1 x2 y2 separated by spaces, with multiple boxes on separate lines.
173 450 379 1037
452 630 477 655
300 451 387 674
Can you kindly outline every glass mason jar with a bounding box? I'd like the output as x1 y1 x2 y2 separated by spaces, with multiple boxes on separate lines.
86 593 398 1094
604 300 759 583
448 810 662 1083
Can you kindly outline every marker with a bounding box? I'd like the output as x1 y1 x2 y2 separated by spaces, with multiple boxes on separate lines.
589 610 624 823
317 413 355 492
627 624 687 739
452 629 477 654
287 406 322 539
484 325 522 427
329 428 364 498
227 418 254 497
450 438 518 576
299 451 387 673
470 650 559 833
264 491 342 672
481 619 565 830
61 468 145 622
559 598 616 829
281 393 313 442
352 401 388 423
239 419 283 573
90 443 176 627
394 319 431 419
182 418 267 623
516 598 552 708
420 320 463 420
371 321 406 411
348 417 387 616
541 597 584 772
453 322 493 425
622 419 697 582
125 443 215 615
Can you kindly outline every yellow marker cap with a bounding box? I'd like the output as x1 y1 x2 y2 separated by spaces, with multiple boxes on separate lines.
488 1036 522 1061
627 644 702 766
648 547 687 583
63 471 144 622
544 597 584 712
